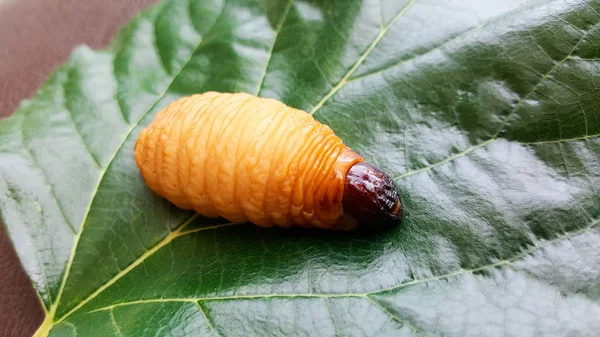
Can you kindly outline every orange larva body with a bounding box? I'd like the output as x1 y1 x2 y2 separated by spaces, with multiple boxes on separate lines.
134 92 365 229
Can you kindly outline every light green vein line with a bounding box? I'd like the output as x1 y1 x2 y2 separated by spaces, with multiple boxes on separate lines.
521 133 600 145
195 301 224 337
255 0 294 96
308 0 418 115
66 322 77 337
369 217 600 296
364 296 430 336
88 216 599 313
37 293 50 314
491 23 597 140
348 26 485 84
347 0 530 84
18 113 76 236
323 298 342 337
53 215 242 324
394 139 494 181
61 90 102 169
178 221 240 236
109 309 124 337
91 293 362 312
375 0 384 29
90 298 197 312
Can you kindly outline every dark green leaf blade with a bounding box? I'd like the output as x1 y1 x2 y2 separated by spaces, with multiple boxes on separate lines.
0 0 599 336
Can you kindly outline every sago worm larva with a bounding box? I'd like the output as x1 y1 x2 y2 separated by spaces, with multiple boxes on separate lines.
134 92 403 230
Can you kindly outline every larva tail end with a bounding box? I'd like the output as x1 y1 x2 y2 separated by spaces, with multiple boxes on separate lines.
342 162 403 229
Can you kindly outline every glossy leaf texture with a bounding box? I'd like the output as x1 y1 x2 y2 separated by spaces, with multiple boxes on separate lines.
1 0 600 336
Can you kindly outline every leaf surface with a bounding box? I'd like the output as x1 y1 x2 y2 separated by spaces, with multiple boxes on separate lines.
1 0 600 336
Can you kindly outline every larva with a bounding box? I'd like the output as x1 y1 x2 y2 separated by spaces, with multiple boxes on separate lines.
134 92 403 229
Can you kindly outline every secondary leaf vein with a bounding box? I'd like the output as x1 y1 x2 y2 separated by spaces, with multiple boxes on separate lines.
195 301 223 337
364 295 430 336
255 0 295 96
109 308 124 337
308 0 417 116
18 116 77 235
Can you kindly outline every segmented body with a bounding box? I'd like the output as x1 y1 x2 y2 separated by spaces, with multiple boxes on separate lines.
134 92 364 229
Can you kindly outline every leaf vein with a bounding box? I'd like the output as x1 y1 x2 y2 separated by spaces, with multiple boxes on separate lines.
195 301 223 337
64 322 77 337
308 0 417 116
255 0 295 96
323 299 341 337
60 75 102 169
109 308 124 337
364 296 431 336
346 0 532 84
369 217 600 296
523 134 600 146
152 17 172 76
491 21 599 139
17 117 77 236
394 139 494 180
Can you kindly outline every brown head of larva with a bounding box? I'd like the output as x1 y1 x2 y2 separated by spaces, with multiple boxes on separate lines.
342 162 403 228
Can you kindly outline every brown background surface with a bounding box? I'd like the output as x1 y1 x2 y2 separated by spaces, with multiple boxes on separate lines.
0 0 157 335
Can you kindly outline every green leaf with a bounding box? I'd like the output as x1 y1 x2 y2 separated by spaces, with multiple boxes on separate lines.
1 0 600 335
